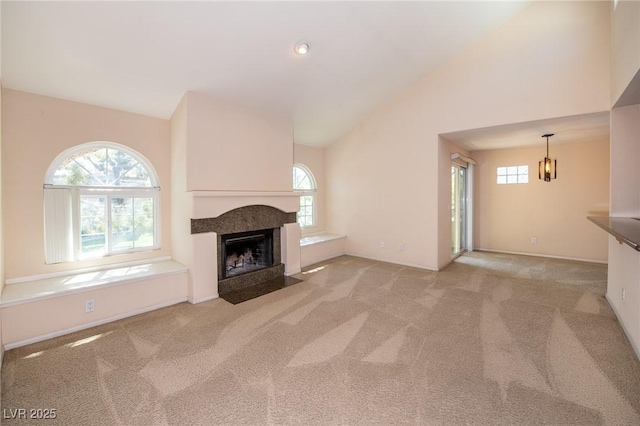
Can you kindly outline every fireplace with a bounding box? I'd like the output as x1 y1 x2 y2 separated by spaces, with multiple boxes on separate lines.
222 229 274 278
191 205 297 295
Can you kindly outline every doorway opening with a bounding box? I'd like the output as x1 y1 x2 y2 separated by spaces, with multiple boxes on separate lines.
450 152 475 259
451 163 467 257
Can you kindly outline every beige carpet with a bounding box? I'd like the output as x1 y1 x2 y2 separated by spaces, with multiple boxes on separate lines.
2 252 640 425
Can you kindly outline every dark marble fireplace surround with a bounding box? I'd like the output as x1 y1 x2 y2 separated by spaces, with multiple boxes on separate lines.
191 205 296 295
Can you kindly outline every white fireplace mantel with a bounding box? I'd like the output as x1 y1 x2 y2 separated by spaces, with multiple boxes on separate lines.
182 190 302 304
190 190 298 197
188 190 300 220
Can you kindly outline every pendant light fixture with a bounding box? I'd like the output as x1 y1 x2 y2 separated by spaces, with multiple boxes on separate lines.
539 133 557 182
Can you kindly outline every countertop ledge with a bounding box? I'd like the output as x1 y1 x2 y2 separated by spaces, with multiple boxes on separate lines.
588 216 640 251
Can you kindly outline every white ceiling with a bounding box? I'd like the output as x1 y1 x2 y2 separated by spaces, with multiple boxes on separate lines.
2 1 531 147
441 112 611 152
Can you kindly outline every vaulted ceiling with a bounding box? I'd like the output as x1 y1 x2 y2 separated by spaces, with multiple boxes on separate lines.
2 1 531 147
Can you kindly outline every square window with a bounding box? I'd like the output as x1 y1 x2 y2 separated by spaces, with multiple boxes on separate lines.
496 165 528 185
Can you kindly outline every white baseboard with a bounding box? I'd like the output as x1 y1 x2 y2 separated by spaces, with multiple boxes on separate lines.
341 250 605 272
474 248 608 265
285 268 302 276
4 297 188 350
187 294 219 304
605 294 640 362
344 252 439 271
301 253 347 269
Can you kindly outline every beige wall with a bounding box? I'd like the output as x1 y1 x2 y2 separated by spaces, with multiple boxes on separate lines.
294 144 325 235
1 0 5 375
170 92 297 301
2 89 173 279
607 0 640 359
610 105 640 216
608 104 640 358
1 80 4 361
326 0 610 270
184 92 293 192
611 0 640 106
1 273 187 346
170 94 196 299
472 140 609 262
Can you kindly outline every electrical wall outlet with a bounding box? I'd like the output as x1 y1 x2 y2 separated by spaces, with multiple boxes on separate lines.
622 288 626 302
380 241 385 248
531 237 537 244
85 299 95 313
398 243 404 252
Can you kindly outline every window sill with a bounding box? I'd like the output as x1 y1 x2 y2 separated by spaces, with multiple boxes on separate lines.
1 259 187 308
300 233 346 247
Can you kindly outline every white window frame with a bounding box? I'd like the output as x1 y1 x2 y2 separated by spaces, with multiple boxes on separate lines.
75 188 159 259
293 164 317 229
497 165 529 185
44 142 161 263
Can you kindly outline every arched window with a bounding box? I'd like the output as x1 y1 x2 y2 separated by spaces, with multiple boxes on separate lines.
44 142 160 263
293 164 316 228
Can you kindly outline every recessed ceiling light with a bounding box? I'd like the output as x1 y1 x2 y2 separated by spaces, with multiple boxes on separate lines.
294 42 310 55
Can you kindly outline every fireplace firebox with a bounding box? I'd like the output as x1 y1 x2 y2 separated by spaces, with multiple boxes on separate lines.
221 229 274 279
191 205 297 295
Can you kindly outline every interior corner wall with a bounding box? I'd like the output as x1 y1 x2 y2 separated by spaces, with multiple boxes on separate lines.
325 0 610 270
170 94 196 299
294 144 325 235
472 140 609 263
1 90 173 279
183 92 293 192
